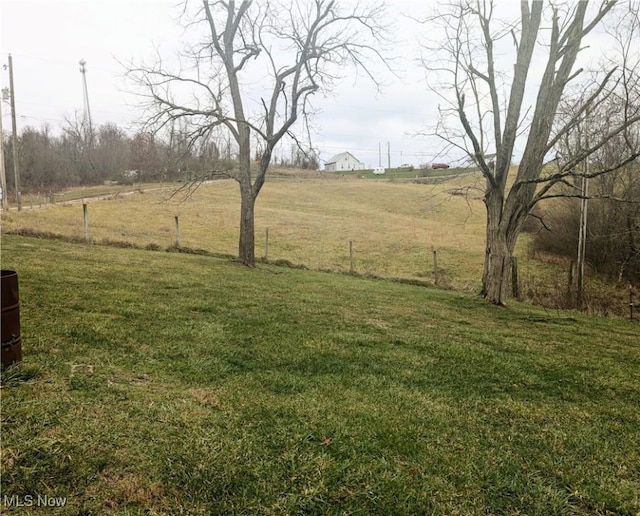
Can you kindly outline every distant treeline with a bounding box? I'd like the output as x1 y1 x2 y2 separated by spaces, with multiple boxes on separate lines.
1 119 319 194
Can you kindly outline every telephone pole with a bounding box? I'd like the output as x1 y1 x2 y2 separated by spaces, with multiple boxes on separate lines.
0 92 8 210
8 54 21 211
576 108 590 308
387 141 390 169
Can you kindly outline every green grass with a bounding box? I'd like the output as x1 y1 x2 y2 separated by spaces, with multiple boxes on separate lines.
1 234 639 514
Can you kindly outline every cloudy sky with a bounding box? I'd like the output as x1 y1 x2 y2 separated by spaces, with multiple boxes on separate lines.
0 0 619 169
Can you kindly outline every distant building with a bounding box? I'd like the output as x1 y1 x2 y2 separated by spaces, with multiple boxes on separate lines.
324 152 365 171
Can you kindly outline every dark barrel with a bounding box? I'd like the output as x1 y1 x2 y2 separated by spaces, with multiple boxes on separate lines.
1 269 22 369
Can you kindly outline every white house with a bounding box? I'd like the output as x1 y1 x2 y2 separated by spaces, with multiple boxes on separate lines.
324 152 365 171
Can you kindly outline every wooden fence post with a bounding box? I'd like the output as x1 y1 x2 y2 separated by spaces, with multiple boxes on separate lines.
349 241 354 274
83 203 90 243
174 216 181 248
265 228 269 261
433 249 438 285
567 261 575 305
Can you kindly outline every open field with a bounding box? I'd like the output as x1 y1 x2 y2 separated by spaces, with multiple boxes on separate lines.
1 235 639 514
3 172 633 315
1 173 516 290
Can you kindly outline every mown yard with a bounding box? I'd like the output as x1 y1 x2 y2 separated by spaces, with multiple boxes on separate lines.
1 235 639 514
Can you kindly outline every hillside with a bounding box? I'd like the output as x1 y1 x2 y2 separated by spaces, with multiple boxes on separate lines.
1 173 633 315
1 235 639 514
1 173 498 289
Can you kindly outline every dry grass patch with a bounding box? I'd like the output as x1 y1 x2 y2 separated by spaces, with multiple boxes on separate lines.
2 175 489 290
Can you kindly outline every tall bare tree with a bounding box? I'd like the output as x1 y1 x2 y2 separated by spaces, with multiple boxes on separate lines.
130 0 387 265
422 0 640 305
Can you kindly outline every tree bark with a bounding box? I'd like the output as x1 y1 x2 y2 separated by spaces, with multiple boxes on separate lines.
482 181 528 305
239 183 256 266
237 120 254 266
482 186 503 301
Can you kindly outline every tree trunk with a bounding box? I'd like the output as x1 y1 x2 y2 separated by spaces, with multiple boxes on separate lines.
236 119 255 266
482 231 512 305
238 182 256 266
482 189 502 301
482 187 519 305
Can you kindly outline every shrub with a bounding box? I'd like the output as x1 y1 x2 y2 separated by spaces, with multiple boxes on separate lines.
528 167 640 285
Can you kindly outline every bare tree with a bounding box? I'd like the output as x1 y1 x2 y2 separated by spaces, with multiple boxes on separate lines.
422 0 640 305
129 0 388 265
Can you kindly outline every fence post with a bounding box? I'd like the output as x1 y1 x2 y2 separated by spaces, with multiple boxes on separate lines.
174 216 181 248
433 249 438 285
349 241 354 274
265 228 269 261
83 203 90 243
567 261 575 305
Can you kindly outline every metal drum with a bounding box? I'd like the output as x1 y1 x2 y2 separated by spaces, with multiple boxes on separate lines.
1 269 22 369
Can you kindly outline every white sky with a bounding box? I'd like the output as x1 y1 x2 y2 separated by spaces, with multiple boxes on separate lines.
0 0 622 169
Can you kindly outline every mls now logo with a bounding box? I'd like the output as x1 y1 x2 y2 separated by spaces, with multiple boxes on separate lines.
3 495 68 508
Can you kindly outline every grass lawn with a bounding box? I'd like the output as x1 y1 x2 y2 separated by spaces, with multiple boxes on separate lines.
1 235 639 514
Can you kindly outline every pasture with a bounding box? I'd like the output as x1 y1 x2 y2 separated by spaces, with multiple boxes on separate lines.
3 172 630 315
2 173 534 292
1 235 639 514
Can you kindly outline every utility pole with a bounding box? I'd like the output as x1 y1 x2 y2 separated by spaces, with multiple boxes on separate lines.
0 92 8 210
79 59 93 145
378 142 381 167
387 141 390 169
576 109 589 308
8 54 20 211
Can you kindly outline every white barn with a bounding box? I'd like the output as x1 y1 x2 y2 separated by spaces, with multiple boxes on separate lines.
324 152 365 171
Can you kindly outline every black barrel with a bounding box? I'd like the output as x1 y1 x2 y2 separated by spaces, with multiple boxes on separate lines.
1 269 22 369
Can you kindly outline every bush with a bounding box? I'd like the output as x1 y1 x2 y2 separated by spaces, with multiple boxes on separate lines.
528 167 640 285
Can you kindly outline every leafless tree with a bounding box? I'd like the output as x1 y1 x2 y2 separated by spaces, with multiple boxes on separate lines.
129 0 388 266
422 0 640 305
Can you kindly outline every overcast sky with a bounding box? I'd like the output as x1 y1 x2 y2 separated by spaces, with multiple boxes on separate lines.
0 0 620 169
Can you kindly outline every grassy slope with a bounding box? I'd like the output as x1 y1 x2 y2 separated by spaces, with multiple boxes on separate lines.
0 175 489 289
4 171 631 316
1 235 639 515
